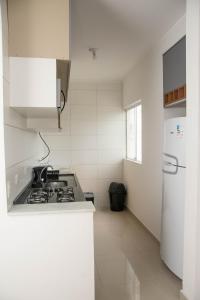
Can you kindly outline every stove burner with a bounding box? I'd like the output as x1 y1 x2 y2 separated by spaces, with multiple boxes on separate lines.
57 196 74 203
32 191 48 197
56 187 75 202
27 189 49 204
26 186 75 204
27 197 47 204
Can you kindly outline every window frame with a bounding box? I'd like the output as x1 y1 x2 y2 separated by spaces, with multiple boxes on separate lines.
125 101 142 164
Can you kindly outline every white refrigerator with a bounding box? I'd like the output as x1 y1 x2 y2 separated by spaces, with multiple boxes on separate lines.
161 117 186 279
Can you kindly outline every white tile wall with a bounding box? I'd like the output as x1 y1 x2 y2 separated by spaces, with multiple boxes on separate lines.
71 105 97 121
97 164 122 179
71 120 97 135
5 156 40 209
4 126 40 168
71 150 98 165
42 81 125 209
97 106 124 122
71 136 97 150
69 90 97 105
4 125 42 209
2 0 42 209
44 135 71 151
97 90 122 107
47 150 71 168
98 149 124 164
2 1 125 210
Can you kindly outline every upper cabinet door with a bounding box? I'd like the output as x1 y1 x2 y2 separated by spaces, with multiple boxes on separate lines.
10 57 57 108
163 36 186 107
7 0 70 60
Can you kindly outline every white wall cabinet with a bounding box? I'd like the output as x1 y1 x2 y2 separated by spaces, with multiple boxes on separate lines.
10 57 57 109
10 57 70 127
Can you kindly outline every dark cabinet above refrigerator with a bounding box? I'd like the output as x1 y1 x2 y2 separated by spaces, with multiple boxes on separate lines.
163 36 186 107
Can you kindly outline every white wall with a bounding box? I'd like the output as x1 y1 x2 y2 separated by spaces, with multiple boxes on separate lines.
38 81 125 209
1 0 42 210
123 16 186 240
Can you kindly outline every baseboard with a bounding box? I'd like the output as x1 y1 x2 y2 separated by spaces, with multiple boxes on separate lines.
180 290 188 300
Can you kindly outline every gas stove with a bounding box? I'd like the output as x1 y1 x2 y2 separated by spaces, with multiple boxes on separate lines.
26 187 75 204
14 173 85 205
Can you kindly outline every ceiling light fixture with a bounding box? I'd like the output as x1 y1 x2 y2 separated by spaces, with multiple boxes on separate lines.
88 47 98 60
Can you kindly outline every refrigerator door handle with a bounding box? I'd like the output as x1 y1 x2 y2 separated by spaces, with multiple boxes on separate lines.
163 165 178 175
163 153 179 175
164 153 179 166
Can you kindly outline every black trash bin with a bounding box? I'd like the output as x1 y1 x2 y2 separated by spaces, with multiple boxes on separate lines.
109 182 126 211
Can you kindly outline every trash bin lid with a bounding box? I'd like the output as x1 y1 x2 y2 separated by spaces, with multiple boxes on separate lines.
109 182 126 194
84 192 94 198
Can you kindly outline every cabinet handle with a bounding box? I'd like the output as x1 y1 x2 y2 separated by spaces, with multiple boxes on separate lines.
57 108 61 129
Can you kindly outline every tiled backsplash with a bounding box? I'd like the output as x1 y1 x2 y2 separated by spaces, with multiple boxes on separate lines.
6 157 38 209
4 125 42 209
41 82 126 209
2 0 42 210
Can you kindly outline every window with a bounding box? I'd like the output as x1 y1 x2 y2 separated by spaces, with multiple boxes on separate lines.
126 102 142 163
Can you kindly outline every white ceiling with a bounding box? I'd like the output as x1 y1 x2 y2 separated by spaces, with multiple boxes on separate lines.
70 0 186 81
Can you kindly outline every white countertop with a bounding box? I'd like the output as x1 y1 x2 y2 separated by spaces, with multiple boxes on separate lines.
8 201 95 216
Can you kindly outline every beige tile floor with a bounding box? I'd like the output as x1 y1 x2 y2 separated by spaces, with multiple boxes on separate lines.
94 209 181 300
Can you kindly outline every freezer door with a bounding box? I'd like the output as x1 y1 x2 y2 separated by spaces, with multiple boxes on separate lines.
164 117 186 167
161 167 185 279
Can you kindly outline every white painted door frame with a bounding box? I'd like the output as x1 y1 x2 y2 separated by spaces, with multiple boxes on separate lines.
182 0 200 299
0 0 7 215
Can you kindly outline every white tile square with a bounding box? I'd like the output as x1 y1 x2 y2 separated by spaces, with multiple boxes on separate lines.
71 105 97 121
98 150 125 164
43 135 71 150
71 136 97 150
69 81 97 91
96 82 122 91
97 90 122 107
71 150 98 165
47 150 71 168
78 178 98 193
4 125 40 168
97 164 123 179
97 106 124 123
97 135 125 149
69 90 97 105
71 165 98 179
97 121 125 136
71 121 97 135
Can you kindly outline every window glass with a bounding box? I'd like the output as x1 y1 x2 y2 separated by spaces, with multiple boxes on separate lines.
126 103 142 163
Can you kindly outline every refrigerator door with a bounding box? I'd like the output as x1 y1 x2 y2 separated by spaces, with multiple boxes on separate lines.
161 166 185 279
164 117 186 167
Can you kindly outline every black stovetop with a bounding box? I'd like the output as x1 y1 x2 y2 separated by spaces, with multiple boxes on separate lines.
14 173 85 205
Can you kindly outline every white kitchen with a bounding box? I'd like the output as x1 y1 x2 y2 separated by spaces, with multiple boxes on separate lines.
0 1 200 300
